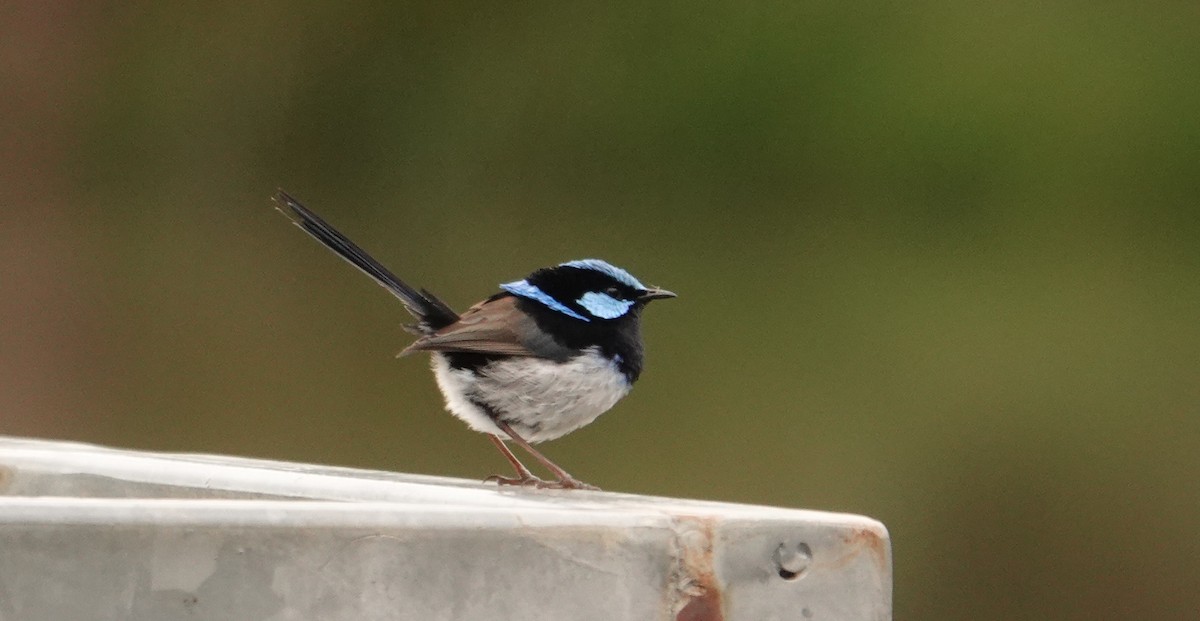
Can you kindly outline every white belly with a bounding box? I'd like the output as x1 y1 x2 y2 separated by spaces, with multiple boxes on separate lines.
430 348 632 443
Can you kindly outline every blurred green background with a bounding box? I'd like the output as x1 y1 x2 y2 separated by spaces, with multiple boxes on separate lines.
3 2 1198 619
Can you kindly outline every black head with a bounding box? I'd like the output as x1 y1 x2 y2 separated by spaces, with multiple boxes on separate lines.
499 259 674 381
500 259 675 324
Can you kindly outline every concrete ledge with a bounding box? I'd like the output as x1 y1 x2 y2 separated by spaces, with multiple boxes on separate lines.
0 437 891 621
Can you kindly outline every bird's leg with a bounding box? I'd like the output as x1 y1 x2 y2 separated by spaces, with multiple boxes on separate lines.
494 421 600 491
484 434 545 487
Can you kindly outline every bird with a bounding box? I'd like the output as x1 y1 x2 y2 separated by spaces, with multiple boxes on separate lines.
273 191 675 490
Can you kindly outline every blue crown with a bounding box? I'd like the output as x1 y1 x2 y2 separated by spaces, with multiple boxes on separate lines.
559 259 646 290
499 258 647 322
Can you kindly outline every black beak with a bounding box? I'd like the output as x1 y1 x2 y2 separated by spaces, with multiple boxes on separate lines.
638 287 677 302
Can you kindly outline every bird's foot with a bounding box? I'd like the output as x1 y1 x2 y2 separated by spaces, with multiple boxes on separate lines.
484 473 600 491
484 473 546 488
546 476 600 491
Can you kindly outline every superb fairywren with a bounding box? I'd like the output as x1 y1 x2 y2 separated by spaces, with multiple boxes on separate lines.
274 192 675 490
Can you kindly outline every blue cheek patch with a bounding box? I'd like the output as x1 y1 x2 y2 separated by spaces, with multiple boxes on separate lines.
501 280 590 322
577 291 635 319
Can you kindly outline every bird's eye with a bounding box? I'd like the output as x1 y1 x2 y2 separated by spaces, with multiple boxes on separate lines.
605 286 621 297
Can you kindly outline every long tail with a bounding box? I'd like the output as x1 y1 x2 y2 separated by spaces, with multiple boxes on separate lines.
273 191 459 332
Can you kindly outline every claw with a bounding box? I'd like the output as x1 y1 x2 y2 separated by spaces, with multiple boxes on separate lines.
484 473 545 487
483 474 600 491
549 477 600 491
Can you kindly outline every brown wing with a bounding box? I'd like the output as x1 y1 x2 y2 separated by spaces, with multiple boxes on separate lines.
398 295 538 357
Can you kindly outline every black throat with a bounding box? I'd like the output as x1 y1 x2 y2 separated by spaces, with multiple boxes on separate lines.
515 296 647 383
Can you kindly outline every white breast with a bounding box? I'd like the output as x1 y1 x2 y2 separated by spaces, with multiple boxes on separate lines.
431 348 632 443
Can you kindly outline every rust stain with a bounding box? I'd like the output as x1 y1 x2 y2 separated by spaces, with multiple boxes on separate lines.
836 526 889 573
676 592 722 621
671 516 724 621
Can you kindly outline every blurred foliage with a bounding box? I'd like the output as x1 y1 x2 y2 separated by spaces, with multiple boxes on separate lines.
3 2 1199 619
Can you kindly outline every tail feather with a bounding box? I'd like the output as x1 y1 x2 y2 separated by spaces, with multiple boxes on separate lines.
273 191 459 331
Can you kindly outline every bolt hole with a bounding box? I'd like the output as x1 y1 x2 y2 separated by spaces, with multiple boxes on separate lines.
773 542 812 581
